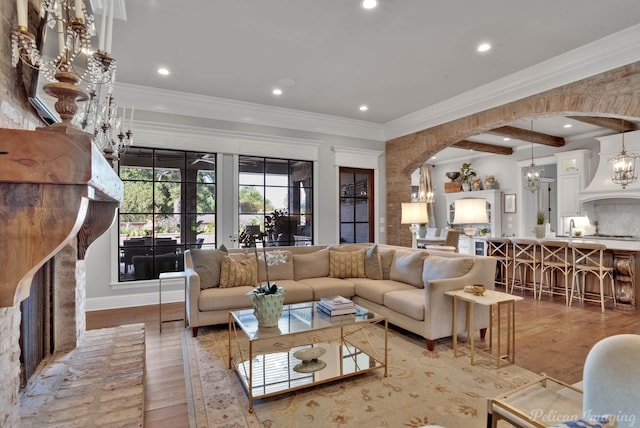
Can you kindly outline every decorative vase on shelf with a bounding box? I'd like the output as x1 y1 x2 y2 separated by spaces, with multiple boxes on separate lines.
462 182 470 192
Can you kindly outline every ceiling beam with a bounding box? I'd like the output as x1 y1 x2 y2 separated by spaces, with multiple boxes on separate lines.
453 140 513 155
567 116 637 133
490 126 565 147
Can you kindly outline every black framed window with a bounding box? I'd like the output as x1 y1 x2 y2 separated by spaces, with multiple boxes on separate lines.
238 156 313 247
339 168 374 243
118 148 216 281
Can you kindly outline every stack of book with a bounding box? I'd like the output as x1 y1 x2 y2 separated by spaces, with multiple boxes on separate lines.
316 295 356 316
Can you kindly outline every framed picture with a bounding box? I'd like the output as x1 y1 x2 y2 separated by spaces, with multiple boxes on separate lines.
504 193 516 213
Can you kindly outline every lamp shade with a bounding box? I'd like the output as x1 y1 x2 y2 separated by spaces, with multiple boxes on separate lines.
452 198 489 224
401 202 429 224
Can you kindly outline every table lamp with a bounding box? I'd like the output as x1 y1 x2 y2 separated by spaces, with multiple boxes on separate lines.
401 202 429 248
452 198 489 236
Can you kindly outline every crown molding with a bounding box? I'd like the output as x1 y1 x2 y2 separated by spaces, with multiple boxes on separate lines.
113 24 640 144
384 23 640 141
113 83 386 142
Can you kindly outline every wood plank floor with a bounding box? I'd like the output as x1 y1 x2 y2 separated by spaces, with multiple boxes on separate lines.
86 293 640 427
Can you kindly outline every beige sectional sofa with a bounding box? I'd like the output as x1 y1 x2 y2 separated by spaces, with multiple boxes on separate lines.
184 243 496 350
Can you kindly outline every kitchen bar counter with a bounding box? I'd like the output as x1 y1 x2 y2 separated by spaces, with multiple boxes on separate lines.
494 235 639 311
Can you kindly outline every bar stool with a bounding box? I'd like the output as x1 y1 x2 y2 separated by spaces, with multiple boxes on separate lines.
486 238 511 289
539 240 572 304
510 239 539 297
569 242 616 313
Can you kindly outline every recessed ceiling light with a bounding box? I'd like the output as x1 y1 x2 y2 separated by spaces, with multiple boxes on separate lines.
503 137 510 141
157 67 170 76
477 43 492 53
563 124 573 128
430 156 436 160
361 0 378 9
359 105 368 111
272 88 283 95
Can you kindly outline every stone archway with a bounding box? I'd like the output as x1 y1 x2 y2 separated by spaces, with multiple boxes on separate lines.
386 61 640 246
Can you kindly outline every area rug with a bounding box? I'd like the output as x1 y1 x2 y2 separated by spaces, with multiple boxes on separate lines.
181 324 539 428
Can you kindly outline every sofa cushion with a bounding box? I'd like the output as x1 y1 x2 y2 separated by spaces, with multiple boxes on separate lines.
352 278 415 305
257 250 294 282
199 285 255 311
269 279 314 304
329 249 365 278
189 247 228 289
379 247 396 280
298 277 356 300
422 256 474 286
384 289 424 321
293 249 330 280
219 256 257 288
390 249 428 288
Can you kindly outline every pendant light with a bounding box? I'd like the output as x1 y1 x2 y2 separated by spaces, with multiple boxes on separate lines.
609 120 639 189
525 121 542 193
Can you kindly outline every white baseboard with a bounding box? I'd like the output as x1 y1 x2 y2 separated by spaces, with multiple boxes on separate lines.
86 289 185 311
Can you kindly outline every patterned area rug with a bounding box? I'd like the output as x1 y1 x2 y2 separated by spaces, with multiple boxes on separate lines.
181 324 539 427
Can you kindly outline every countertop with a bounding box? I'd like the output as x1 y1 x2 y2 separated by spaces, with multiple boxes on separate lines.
512 236 640 252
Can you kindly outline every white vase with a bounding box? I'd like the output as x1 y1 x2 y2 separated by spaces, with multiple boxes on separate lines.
249 288 286 327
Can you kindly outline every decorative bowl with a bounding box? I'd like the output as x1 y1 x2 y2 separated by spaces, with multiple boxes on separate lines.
446 171 461 182
464 284 486 296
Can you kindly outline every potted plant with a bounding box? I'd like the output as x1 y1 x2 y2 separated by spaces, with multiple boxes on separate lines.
242 231 287 327
534 210 545 239
460 163 476 191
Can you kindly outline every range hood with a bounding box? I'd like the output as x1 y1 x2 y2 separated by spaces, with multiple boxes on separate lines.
580 130 640 202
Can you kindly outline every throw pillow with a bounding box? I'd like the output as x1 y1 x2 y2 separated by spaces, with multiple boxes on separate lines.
219 256 257 288
379 247 396 280
328 244 382 280
257 250 294 282
329 249 366 278
189 247 228 289
389 249 428 288
422 256 474 286
364 244 383 280
293 249 330 280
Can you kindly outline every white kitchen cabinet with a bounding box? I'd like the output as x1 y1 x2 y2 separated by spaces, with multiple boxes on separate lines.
554 150 590 235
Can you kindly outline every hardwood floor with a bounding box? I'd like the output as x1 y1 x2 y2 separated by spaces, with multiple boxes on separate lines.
86 294 640 426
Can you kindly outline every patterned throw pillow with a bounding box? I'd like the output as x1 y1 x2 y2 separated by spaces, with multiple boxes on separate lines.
219 256 257 288
329 249 366 279
327 244 382 280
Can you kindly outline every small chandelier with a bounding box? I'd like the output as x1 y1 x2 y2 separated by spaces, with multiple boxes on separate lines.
524 121 542 193
609 130 639 189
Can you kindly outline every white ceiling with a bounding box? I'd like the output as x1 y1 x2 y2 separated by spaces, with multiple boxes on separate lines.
100 1 640 161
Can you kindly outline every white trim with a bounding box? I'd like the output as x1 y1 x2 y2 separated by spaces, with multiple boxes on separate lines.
385 23 640 140
132 121 320 161
113 83 386 142
86 289 184 311
332 146 383 169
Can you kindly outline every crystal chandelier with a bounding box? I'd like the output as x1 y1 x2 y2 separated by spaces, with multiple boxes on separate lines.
525 121 542 193
10 0 131 165
609 129 639 189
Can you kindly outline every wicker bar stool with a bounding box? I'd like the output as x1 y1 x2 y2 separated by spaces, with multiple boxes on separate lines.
510 238 539 297
539 240 571 304
486 238 511 289
569 242 616 313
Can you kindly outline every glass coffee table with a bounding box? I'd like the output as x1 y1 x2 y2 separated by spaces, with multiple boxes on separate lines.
228 302 388 412
488 375 583 428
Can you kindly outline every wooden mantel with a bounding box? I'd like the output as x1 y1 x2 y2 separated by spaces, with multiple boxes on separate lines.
0 127 123 308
